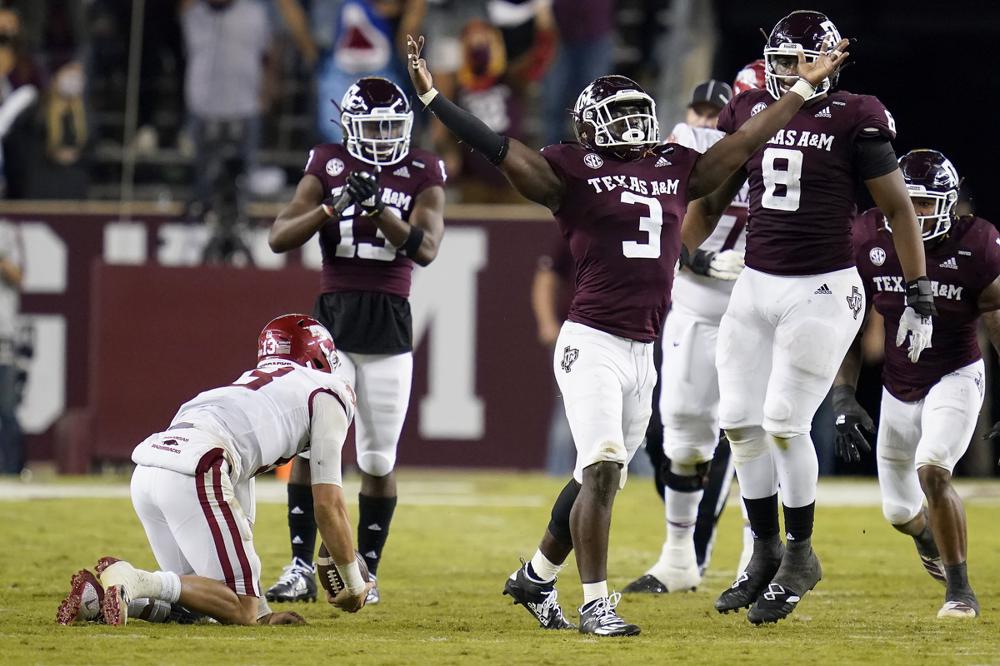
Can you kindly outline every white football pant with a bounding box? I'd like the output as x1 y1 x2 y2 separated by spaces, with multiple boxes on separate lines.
131 456 261 597
876 360 984 526
554 321 655 489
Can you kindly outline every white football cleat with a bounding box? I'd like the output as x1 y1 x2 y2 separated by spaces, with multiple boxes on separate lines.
56 570 105 625
937 599 979 619
98 558 158 627
645 542 701 592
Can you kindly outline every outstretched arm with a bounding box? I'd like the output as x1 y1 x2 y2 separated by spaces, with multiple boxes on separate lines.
406 35 564 211
687 38 851 200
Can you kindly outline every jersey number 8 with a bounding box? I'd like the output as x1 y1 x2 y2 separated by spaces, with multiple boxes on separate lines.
761 147 803 212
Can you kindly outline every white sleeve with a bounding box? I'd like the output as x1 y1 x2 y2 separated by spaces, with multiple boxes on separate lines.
308 392 349 486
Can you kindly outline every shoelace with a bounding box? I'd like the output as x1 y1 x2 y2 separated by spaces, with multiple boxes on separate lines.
275 562 312 586
590 592 626 627
535 587 567 625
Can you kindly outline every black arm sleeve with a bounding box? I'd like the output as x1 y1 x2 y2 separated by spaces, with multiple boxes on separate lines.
426 94 510 165
854 136 899 181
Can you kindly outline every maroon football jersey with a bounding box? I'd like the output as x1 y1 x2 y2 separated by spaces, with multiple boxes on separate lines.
852 209 1000 401
718 89 896 275
303 143 447 298
541 142 700 342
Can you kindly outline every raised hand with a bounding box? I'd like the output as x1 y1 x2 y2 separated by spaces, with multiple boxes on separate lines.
406 34 433 95
797 37 850 88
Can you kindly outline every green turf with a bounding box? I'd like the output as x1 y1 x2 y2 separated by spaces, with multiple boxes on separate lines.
1 472 998 665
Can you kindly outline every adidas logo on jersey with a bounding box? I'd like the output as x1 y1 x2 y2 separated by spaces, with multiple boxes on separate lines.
814 106 832 118
393 166 411 178
814 283 832 294
939 257 958 270
654 156 672 168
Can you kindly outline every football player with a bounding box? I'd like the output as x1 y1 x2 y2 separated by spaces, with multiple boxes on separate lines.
81 316 371 626
834 150 1000 619
266 77 446 605
626 62 766 595
681 11 934 624
406 32 850 635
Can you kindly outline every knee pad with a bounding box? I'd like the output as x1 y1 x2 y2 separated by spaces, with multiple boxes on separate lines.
882 498 920 526
586 439 627 468
762 402 811 439
357 450 396 477
662 456 711 492
726 426 768 464
547 479 581 546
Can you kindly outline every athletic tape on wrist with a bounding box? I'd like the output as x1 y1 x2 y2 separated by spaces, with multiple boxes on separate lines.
338 560 365 594
418 88 439 106
789 79 816 100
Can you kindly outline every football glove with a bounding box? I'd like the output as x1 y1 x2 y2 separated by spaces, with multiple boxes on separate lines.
832 385 874 463
896 306 933 363
680 248 745 281
345 170 384 217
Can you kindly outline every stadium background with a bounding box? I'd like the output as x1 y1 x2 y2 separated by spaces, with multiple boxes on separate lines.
0 0 998 480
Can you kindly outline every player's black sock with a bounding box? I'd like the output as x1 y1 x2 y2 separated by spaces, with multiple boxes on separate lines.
358 494 397 576
944 561 972 595
782 501 815 543
744 493 780 540
693 436 732 569
912 515 940 559
287 482 316 566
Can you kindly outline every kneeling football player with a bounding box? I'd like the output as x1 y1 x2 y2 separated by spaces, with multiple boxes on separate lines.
834 149 999 619
57 315 372 626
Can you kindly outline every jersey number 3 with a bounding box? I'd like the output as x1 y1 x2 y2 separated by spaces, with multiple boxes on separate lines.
621 192 664 259
761 147 803 212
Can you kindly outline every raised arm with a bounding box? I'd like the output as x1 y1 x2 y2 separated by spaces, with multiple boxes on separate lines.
406 35 564 211
345 170 446 266
687 39 851 200
270 174 342 253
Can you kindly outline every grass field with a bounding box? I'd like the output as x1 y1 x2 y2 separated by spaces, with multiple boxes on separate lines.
2 471 999 665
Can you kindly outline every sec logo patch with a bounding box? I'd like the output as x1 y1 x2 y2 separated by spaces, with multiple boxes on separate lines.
869 247 886 266
751 102 768 116
326 158 345 177
583 153 604 169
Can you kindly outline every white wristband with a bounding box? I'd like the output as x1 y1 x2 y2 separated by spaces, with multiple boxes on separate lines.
418 88 439 106
789 79 816 101
337 560 365 595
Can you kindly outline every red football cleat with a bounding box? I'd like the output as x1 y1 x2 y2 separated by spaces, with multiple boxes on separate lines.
56 570 105 625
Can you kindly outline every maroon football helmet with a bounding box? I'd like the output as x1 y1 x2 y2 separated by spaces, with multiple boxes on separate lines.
340 77 413 166
764 10 842 101
894 149 961 241
572 75 659 160
733 59 766 96
257 314 339 373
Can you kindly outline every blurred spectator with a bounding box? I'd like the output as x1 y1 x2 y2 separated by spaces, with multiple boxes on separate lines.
531 238 575 475
310 0 425 143
0 217 23 475
0 8 40 199
486 0 555 86
446 19 524 202
542 0 613 146
181 0 270 215
29 60 88 198
4 0 87 74
672 79 732 133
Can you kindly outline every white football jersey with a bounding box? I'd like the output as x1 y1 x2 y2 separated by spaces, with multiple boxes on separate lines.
171 360 355 484
668 122 749 322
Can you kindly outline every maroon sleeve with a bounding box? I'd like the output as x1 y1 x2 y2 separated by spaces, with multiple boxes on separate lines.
716 96 739 135
540 143 572 178
303 144 334 180
851 95 897 143
415 151 448 192
975 219 1000 292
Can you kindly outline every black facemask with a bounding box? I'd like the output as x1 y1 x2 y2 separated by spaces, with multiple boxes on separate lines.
203 0 236 12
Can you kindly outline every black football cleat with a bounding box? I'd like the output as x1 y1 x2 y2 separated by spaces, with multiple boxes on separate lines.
265 558 317 603
503 562 575 630
747 545 822 625
715 539 784 614
578 593 640 637
623 574 668 594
